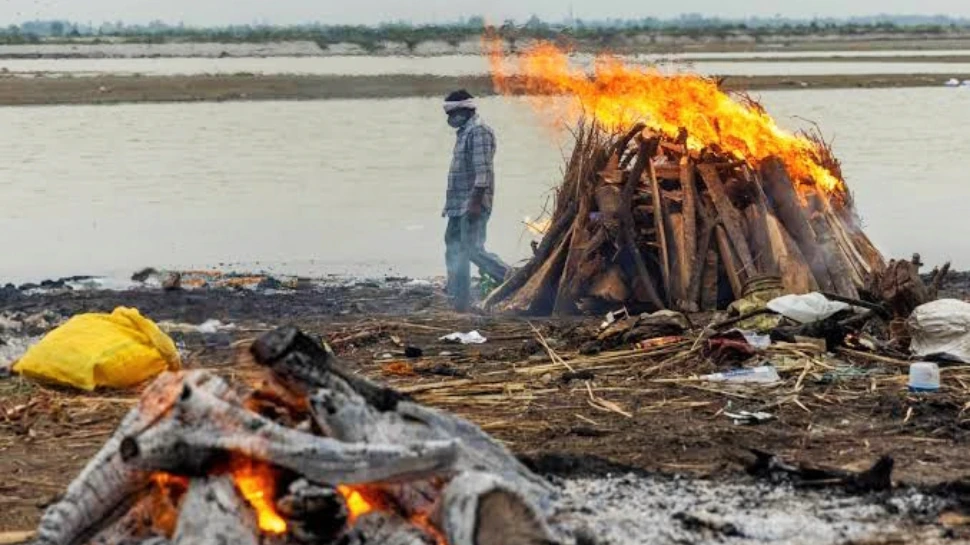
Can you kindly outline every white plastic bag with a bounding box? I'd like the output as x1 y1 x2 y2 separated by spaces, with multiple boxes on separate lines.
908 299 970 363
439 331 487 345
766 292 851 324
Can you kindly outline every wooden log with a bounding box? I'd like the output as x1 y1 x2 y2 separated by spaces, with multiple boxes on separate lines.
553 187 595 314
806 194 860 299
611 122 646 168
686 217 716 310
32 372 234 545
119 371 459 487
759 158 835 292
503 231 573 314
701 244 720 311
173 476 258 545
743 172 781 276
482 202 578 310
666 209 687 305
766 213 817 294
680 159 698 305
276 479 348 545
86 489 173 545
309 389 554 511
697 164 756 281
652 163 682 180
715 224 744 300
648 158 672 297
343 512 433 545
433 472 557 545
587 265 630 303
819 198 872 285
619 140 664 309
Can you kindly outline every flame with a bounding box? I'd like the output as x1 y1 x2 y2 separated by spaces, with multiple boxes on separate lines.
488 40 845 195
150 473 189 537
231 460 288 535
336 485 378 523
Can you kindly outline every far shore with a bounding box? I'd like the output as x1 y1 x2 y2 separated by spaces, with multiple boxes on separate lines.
0 73 965 106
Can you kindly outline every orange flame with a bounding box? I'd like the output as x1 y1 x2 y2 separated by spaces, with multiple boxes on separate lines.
488 40 845 195
231 460 288 535
150 473 189 537
337 485 378 523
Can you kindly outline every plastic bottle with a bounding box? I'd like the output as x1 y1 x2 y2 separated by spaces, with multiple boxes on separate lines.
702 366 781 384
908 362 940 392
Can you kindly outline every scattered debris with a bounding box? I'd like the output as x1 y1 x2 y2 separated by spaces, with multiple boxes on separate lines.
723 410 775 425
702 366 781 384
767 292 853 324
439 331 487 345
909 361 941 392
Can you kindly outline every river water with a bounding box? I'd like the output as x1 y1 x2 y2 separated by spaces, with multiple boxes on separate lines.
2 55 970 77
0 87 968 283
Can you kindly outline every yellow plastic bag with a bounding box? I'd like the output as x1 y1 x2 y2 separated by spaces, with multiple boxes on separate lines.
13 307 181 391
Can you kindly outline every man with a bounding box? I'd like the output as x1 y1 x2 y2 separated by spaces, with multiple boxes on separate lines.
442 90 508 312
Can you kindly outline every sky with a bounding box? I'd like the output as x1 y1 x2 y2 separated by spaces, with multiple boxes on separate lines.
2 0 969 26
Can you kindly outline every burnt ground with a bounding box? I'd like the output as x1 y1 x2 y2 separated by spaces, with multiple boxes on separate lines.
3 279 970 541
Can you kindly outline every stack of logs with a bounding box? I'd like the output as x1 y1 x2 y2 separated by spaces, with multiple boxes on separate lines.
485 123 886 315
31 327 563 545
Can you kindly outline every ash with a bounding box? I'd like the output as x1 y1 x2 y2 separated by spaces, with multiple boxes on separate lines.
551 474 947 545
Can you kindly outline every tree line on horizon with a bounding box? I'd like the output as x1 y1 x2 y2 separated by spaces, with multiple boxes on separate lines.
1 14 969 48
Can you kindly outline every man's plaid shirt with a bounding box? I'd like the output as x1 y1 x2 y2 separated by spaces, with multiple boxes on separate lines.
442 115 496 218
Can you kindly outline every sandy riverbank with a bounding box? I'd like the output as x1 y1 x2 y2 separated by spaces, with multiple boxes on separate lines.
0 72 966 106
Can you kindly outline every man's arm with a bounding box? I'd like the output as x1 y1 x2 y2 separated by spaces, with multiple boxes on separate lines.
467 127 496 217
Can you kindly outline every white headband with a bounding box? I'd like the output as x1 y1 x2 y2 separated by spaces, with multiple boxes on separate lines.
443 99 476 113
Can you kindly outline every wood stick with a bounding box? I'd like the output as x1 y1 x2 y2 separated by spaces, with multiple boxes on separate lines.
649 158 672 298
715 224 744 299
697 164 756 280
32 372 234 545
553 190 593 314
120 371 459 487
619 140 664 309
701 244 720 311
820 292 891 318
680 158 698 300
745 170 780 276
759 158 835 292
482 202 577 309
767 213 817 294
503 231 573 314
0 532 35 545
687 216 716 309
666 209 687 305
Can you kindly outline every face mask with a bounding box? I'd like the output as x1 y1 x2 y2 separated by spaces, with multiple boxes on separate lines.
447 111 471 128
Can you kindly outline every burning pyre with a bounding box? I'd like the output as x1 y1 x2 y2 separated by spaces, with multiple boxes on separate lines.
484 42 886 315
32 328 560 545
